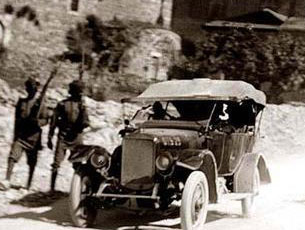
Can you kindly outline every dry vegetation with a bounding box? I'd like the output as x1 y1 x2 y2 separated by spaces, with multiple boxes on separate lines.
169 29 305 103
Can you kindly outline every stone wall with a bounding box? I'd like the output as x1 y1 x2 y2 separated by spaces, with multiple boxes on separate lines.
0 0 84 87
0 0 174 89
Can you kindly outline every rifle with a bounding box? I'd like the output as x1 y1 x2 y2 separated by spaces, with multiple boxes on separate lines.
78 48 85 80
29 60 62 122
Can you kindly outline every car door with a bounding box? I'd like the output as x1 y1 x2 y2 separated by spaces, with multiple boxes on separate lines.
208 131 254 175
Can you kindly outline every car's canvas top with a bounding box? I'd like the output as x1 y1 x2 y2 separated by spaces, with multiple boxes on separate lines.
123 79 266 106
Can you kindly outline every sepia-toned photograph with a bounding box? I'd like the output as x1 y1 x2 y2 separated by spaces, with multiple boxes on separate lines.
0 0 304 229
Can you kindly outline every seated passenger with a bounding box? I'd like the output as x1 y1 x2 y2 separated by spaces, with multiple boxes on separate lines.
150 102 167 120
224 100 257 132
210 103 236 133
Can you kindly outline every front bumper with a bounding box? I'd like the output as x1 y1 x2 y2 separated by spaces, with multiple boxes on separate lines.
95 183 160 201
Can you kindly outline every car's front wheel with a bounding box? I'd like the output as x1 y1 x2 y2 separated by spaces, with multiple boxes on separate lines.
69 171 97 227
180 171 209 230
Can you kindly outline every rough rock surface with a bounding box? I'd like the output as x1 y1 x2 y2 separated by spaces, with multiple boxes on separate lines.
254 103 305 157
119 29 181 81
0 79 20 106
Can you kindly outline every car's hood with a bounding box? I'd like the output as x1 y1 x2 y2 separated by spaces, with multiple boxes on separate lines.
137 120 206 131
129 127 203 149
139 128 199 138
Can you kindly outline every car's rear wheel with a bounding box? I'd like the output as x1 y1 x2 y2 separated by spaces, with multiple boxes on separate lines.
241 167 260 217
69 171 97 227
180 171 209 230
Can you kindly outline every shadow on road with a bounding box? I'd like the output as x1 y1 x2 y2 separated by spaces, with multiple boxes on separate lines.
10 191 68 207
288 199 305 205
1 195 242 229
207 210 241 223
0 196 72 226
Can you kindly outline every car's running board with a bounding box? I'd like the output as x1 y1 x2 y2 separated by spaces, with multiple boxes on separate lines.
221 192 256 201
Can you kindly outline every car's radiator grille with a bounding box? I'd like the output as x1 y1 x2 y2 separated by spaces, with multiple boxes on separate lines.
121 138 155 190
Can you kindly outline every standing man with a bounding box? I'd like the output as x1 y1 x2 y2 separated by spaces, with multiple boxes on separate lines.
0 78 48 191
48 80 89 192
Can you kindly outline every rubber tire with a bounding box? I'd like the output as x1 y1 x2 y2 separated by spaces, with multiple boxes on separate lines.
241 167 260 218
69 172 97 227
181 171 209 230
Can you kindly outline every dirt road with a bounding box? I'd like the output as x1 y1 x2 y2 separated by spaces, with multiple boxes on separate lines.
0 153 304 230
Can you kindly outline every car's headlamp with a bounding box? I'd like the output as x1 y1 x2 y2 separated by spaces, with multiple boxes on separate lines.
156 152 173 171
90 152 109 169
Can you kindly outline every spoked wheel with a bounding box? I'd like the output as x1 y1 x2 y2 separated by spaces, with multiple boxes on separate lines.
181 171 209 230
242 167 260 218
69 172 97 227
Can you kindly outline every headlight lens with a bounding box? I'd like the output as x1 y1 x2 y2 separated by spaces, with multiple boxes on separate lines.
90 152 109 168
156 152 173 171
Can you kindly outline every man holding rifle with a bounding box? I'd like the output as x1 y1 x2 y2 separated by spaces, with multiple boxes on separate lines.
0 77 48 191
48 80 89 192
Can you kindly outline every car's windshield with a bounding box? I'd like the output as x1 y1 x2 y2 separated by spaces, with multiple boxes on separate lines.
131 101 219 123
172 101 217 121
129 100 260 130
132 102 180 122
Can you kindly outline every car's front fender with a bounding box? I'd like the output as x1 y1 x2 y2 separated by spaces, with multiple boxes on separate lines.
68 145 109 164
177 149 205 170
177 149 218 203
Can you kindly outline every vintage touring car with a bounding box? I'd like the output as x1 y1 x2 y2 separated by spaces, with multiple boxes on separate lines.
68 79 271 229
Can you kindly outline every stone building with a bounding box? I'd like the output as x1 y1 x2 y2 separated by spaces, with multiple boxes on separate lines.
171 0 305 36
